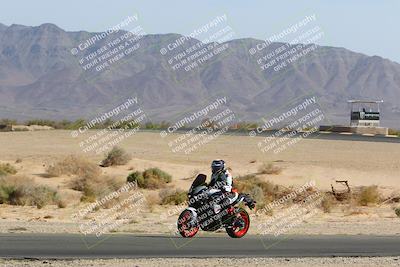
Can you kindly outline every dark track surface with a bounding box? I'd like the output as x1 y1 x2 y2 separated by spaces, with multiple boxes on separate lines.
1 234 400 259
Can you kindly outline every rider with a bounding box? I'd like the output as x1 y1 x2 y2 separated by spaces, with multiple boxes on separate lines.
209 159 232 192
208 159 236 214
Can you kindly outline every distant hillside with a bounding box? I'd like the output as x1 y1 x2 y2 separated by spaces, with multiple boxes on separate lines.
0 23 399 127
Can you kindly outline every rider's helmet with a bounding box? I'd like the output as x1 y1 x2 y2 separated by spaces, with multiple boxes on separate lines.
211 159 225 174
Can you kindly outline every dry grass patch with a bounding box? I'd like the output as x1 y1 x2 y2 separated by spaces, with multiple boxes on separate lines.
0 163 17 176
101 146 131 167
235 174 318 210
320 194 335 213
46 155 100 178
145 192 161 211
235 174 281 208
159 189 187 205
258 162 282 175
71 175 123 203
57 199 67 208
0 176 59 208
235 174 285 200
356 186 381 206
345 209 370 216
45 155 120 203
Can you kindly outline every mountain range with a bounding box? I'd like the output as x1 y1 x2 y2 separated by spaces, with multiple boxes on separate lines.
0 23 399 128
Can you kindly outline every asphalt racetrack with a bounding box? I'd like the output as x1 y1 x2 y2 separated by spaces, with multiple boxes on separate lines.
1 234 400 259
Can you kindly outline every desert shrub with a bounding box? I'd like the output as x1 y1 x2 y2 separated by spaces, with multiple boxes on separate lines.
234 174 259 192
235 175 275 194
258 163 282 175
46 155 100 178
159 189 187 205
127 171 144 185
71 175 123 203
127 168 172 189
0 176 58 208
395 207 400 218
0 163 17 176
0 183 18 203
101 146 131 167
357 186 380 206
30 186 58 209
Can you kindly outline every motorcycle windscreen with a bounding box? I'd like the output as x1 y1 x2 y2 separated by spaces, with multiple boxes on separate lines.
191 174 207 188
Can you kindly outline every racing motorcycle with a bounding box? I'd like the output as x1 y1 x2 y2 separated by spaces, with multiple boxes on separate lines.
177 174 256 238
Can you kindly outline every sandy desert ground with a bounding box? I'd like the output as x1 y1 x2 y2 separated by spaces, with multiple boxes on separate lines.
0 130 399 236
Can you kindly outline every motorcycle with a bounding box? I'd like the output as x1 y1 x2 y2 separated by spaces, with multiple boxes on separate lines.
177 174 256 238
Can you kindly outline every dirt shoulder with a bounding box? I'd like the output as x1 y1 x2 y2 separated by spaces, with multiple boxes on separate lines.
1 257 400 267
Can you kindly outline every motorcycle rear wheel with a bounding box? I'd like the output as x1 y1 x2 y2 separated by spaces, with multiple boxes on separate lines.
225 208 250 238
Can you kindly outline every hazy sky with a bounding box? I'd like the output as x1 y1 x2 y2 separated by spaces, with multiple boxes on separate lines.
1 0 399 62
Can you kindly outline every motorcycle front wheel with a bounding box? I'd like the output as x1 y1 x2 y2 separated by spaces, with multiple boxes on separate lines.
177 210 199 238
225 208 250 238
